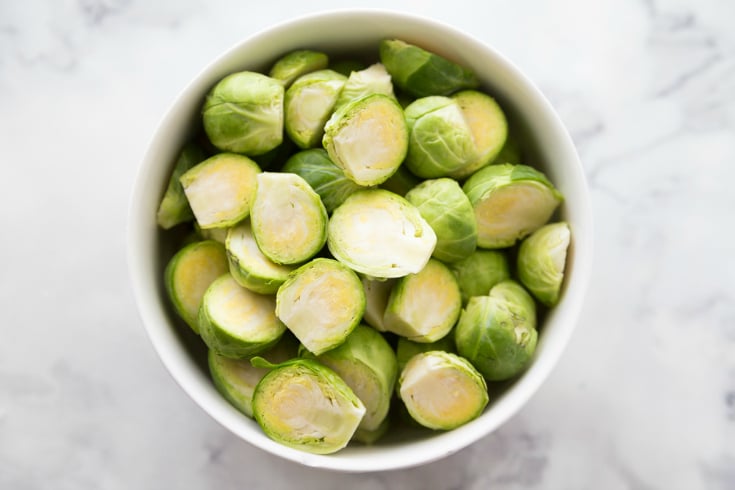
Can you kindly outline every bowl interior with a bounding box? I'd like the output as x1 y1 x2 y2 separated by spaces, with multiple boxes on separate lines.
128 9 593 472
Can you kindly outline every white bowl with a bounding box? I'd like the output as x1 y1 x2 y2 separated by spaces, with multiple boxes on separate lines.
128 9 593 473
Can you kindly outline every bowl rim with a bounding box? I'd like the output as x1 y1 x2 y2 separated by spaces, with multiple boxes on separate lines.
127 8 593 473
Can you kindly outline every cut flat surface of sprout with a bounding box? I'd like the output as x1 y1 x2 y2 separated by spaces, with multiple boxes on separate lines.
327 189 437 279
323 94 408 186
455 280 538 381
284 69 347 149
398 351 488 430
449 250 511 304
156 142 205 229
180 153 261 229
276 258 365 355
383 259 462 342
198 274 285 359
517 222 571 306
361 276 395 331
250 172 327 265
164 240 229 333
252 358 366 454
225 221 295 294
405 178 477 263
304 325 398 433
463 164 563 248
202 71 284 155
268 50 329 88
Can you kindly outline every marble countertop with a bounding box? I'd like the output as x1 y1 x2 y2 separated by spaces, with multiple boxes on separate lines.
1 0 733 488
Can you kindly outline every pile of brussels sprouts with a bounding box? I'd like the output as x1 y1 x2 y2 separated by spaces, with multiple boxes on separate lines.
157 39 571 455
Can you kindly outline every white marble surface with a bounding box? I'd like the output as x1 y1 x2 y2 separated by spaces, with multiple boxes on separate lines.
1 0 733 488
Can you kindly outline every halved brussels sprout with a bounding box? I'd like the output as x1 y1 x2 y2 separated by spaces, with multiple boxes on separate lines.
448 90 508 179
208 334 298 417
164 240 229 333
157 142 205 229
202 71 284 155
380 164 421 197
449 249 511 304
276 258 365 355
403 96 476 178
361 276 395 331
454 279 538 381
405 178 477 263
284 69 347 149
517 222 571 306
398 351 488 430
396 336 456 372
198 274 286 358
250 172 328 265
281 149 362 213
334 63 395 109
251 358 365 454
383 259 462 342
327 189 437 278
463 163 563 248
269 50 329 88
225 220 295 294
302 325 398 434
379 39 479 97
323 94 408 186
180 153 260 229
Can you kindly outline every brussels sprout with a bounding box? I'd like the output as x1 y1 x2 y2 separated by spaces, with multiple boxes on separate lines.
250 172 328 265
449 249 511 304
180 153 260 229
208 334 298 417
396 336 456 372
398 351 488 430
448 90 508 179
334 63 395 109
405 178 477 263
302 325 398 434
164 240 229 333
327 189 437 278
276 258 365 355
454 279 538 381
361 276 395 331
284 69 347 149
403 96 476 178
380 164 421 197
269 50 329 88
251 358 365 454
463 163 563 248
329 59 367 77
383 259 462 342
195 223 228 244
323 94 408 186
517 222 571 306
379 39 479 97
202 71 284 155
198 274 286 358
225 220 295 294
281 149 362 213
156 142 205 229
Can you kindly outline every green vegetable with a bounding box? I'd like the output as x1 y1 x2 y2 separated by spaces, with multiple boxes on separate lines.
269 50 329 88
396 336 456 372
449 249 511 304
454 280 538 381
405 178 477 263
334 63 395 109
202 71 284 155
164 240 229 333
463 163 563 248
156 142 205 229
327 189 436 278
180 153 260 229
517 222 570 306
361 276 395 331
323 94 408 186
250 172 328 265
281 149 362 213
329 59 367 77
276 258 365 355
398 351 488 430
379 39 479 97
251 358 365 454
380 165 421 196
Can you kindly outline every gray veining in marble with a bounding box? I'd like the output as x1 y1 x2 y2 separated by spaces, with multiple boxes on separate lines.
1 0 733 488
